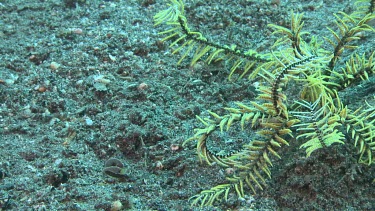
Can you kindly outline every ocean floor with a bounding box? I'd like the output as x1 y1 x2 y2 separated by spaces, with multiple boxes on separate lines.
0 0 375 210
